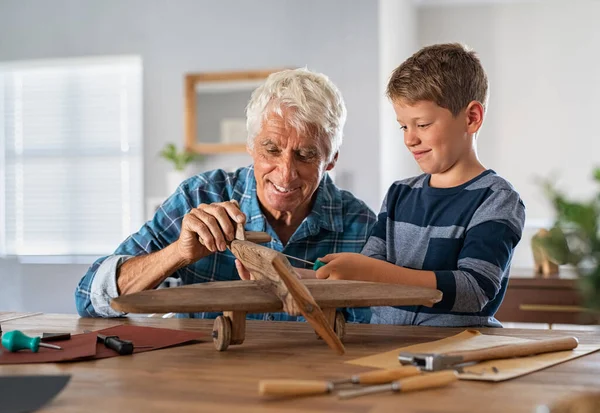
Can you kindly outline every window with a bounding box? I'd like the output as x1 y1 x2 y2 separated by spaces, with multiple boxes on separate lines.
0 56 143 257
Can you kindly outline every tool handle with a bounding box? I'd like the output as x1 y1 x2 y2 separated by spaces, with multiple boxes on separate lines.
1 330 40 352
399 371 458 393
357 366 421 384
245 231 271 244
258 380 331 396
312 259 325 271
103 335 134 355
447 336 579 363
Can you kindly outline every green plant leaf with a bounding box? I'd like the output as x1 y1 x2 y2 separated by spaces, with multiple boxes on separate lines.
579 265 600 312
537 170 600 315
159 143 202 171
534 226 572 265
594 167 600 183
550 190 598 241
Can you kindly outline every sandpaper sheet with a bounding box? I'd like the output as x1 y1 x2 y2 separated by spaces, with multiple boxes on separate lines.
0 325 204 364
346 330 600 382
0 331 97 364
90 325 204 359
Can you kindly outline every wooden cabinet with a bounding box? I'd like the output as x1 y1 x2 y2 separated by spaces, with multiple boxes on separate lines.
496 275 597 325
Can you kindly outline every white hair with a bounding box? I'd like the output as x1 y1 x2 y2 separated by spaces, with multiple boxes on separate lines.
245 68 347 162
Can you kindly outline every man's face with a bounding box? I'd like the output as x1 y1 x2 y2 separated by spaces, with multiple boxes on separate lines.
249 109 336 218
392 99 471 175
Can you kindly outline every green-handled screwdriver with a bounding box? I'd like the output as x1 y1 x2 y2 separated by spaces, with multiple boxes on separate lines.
281 255 326 271
2 330 63 352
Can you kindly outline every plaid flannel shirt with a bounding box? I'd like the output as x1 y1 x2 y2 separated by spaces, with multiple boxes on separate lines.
75 165 376 323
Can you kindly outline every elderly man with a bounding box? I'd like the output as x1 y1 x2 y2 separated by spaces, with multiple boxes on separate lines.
75 68 376 322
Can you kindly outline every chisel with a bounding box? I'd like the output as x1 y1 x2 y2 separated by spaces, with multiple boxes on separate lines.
337 370 458 400
259 366 421 397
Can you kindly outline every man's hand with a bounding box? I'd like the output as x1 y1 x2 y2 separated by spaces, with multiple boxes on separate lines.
235 259 253 280
315 253 376 281
176 201 246 264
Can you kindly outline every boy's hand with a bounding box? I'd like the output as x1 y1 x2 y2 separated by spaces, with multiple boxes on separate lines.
315 253 374 281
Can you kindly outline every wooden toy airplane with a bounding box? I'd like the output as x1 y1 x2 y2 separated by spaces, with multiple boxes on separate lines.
111 228 442 355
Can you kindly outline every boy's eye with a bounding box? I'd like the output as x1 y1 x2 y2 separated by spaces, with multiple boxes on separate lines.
399 125 407 131
417 123 431 128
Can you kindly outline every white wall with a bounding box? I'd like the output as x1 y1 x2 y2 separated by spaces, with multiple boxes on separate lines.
0 0 380 313
418 0 600 268
378 0 421 199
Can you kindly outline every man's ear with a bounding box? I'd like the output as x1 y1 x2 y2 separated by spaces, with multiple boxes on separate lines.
465 101 485 134
325 151 339 171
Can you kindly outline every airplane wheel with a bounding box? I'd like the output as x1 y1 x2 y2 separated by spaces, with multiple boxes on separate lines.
213 315 232 351
334 311 346 341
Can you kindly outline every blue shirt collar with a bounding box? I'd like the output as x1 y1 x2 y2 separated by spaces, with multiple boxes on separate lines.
236 165 344 240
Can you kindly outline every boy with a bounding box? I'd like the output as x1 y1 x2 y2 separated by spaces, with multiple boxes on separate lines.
315 43 525 327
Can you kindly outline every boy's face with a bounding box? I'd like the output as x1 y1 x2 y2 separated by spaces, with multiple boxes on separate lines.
392 99 480 175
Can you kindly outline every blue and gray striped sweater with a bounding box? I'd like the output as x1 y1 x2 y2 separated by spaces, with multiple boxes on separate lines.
363 170 525 327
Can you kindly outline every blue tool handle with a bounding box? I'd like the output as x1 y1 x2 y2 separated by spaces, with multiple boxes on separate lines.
312 259 326 271
2 330 41 352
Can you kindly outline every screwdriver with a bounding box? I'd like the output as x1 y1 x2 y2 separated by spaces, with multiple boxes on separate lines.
259 366 421 397
280 255 326 271
1 330 63 352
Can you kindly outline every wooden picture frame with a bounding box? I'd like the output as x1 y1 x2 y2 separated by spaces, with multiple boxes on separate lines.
184 69 284 154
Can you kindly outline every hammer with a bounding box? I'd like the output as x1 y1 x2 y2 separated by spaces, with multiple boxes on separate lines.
398 336 579 371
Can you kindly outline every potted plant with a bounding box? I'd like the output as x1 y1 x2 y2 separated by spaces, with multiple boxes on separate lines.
160 143 202 193
533 167 600 314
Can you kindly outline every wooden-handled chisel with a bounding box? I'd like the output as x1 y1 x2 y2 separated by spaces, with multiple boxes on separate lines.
258 366 421 397
337 370 458 400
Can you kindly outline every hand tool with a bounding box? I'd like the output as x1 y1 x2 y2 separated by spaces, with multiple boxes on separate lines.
258 366 421 397
240 231 272 244
398 336 579 371
232 221 324 270
337 370 458 399
1 330 63 352
41 332 72 342
280 254 326 271
84 330 153 355
96 333 135 355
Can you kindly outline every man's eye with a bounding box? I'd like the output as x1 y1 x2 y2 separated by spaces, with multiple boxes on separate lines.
266 147 279 154
296 151 316 162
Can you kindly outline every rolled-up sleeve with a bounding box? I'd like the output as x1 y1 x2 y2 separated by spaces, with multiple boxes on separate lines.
75 183 196 317
89 255 134 317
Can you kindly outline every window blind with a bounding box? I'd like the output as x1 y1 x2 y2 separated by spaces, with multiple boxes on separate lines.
0 56 143 256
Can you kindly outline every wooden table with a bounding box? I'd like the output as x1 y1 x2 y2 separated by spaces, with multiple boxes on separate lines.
1 313 599 413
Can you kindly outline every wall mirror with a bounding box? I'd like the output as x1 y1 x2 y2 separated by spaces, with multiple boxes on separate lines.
184 69 283 154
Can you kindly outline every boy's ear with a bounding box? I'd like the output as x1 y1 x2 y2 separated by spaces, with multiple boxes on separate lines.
325 151 339 171
465 101 485 134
